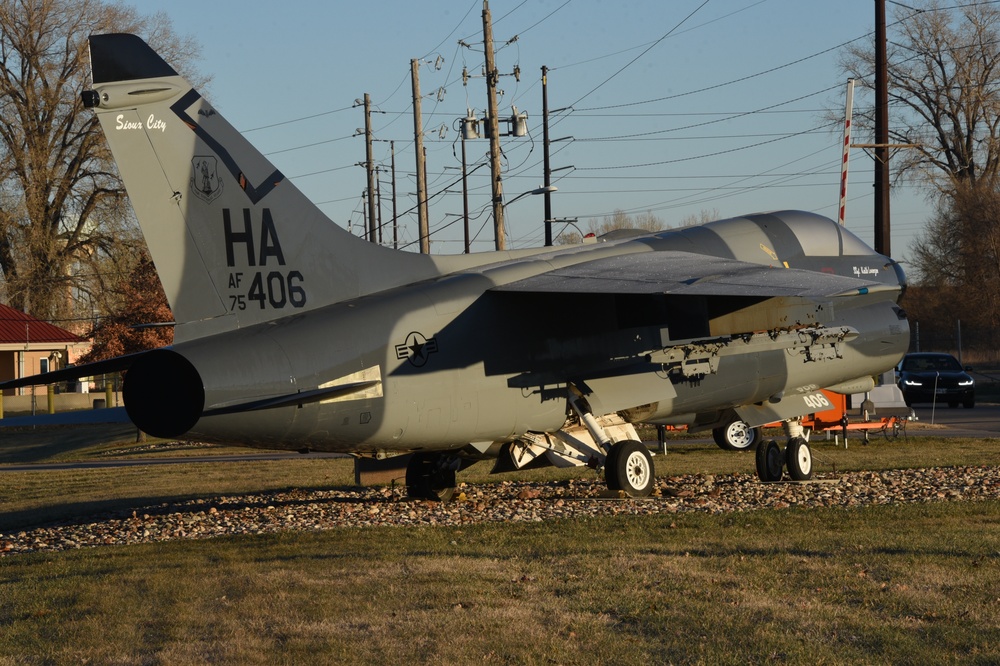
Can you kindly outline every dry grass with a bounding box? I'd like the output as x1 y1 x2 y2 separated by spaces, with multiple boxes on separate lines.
2 503 1000 664
3 425 1000 663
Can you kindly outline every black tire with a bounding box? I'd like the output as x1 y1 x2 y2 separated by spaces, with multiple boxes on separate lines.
604 444 622 491
605 440 654 497
964 397 975 409
785 437 813 481
713 420 761 451
755 440 783 482
405 453 457 502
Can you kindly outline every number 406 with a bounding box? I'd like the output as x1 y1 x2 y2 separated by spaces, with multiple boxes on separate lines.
247 270 306 309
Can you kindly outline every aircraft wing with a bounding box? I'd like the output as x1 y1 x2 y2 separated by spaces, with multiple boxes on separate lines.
477 249 901 390
493 251 892 298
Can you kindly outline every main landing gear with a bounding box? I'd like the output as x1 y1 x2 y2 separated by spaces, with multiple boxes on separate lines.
406 386 660 502
712 419 762 451
754 421 813 482
406 452 459 502
566 386 656 498
604 439 655 496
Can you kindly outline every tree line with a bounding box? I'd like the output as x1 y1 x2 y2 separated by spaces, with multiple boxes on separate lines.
842 1 1000 356
0 0 200 357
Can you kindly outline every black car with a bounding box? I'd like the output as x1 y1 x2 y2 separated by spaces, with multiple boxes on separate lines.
897 352 975 408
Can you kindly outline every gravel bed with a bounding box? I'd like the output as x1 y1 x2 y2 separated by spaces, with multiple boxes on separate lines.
3 466 999 557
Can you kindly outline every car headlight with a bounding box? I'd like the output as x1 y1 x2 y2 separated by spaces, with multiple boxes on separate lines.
959 379 974 386
904 379 923 386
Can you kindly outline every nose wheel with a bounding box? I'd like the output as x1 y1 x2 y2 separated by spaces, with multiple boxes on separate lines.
755 440 784 482
755 437 813 482
784 437 813 480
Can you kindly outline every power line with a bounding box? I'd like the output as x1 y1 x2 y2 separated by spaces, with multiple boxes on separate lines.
243 105 354 133
550 0 769 73
573 33 870 112
575 121 840 172
566 0 711 109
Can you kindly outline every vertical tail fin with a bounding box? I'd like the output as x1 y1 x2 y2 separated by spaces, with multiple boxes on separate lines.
86 34 448 341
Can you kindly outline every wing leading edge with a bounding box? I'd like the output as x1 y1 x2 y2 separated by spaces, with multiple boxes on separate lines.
491 251 893 299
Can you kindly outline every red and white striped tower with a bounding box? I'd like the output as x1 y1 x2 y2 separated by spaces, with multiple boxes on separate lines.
838 78 855 226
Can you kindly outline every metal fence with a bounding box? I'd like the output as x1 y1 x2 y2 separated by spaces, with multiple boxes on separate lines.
909 321 1000 365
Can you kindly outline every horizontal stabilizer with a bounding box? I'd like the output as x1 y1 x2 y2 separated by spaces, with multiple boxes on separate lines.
0 351 150 391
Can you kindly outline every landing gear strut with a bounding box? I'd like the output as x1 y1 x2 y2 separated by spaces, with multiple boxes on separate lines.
566 384 656 498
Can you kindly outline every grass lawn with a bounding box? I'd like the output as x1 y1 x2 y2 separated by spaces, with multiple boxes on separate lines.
1 425 1000 663
2 503 999 664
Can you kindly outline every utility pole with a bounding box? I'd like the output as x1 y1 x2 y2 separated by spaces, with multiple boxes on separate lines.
363 93 376 244
542 65 553 246
391 141 398 250
375 166 383 245
461 127 470 253
411 59 430 254
482 0 506 250
360 193 366 238
874 0 890 256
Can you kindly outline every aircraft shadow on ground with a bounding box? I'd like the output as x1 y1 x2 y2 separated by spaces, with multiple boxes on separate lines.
0 423 139 465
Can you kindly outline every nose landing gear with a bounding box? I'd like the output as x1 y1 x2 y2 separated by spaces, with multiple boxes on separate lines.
784 437 813 481
754 421 814 483
755 439 785 482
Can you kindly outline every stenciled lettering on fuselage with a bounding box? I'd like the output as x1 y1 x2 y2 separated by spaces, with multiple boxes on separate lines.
222 208 306 311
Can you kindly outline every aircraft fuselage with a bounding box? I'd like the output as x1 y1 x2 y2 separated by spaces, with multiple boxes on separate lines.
125 213 908 455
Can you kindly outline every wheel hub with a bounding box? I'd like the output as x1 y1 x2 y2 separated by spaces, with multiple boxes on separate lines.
625 451 650 489
729 422 752 446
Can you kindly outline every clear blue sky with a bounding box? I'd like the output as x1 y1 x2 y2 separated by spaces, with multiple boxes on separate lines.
128 0 931 258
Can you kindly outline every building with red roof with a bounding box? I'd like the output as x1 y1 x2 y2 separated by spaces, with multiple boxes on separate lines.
0 303 89 396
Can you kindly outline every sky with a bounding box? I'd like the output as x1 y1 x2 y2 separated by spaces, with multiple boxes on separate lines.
127 0 933 258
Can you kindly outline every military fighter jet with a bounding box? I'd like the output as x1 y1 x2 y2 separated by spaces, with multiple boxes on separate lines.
2 34 909 499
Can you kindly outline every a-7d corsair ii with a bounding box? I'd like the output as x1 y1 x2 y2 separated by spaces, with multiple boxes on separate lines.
4 34 909 499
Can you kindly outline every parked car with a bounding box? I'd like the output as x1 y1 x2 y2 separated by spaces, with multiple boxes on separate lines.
897 352 975 408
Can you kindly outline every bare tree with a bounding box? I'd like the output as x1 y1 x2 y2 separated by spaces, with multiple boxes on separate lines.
556 209 666 244
0 0 202 323
908 184 1000 348
678 208 720 227
840 2 1000 352
840 1 1000 194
